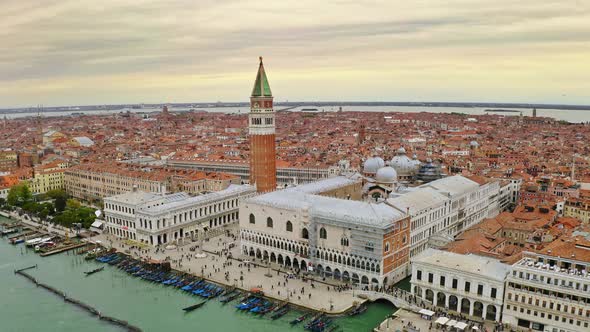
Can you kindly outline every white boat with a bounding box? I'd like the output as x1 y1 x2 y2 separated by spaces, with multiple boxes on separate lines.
24 237 42 246
26 237 51 247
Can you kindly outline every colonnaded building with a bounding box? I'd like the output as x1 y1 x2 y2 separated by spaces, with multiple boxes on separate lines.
411 248 509 322
103 184 255 245
239 176 411 287
65 162 239 203
239 172 505 287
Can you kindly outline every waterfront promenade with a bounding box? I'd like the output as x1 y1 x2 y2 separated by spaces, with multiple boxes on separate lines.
94 228 362 313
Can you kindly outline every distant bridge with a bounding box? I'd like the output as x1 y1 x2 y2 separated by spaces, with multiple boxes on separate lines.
355 290 426 313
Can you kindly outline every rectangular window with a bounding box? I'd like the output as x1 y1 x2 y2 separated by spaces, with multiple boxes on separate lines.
491 288 497 299
477 284 483 296
417 270 422 281
465 281 471 292
452 279 458 289
428 273 434 283
440 276 446 287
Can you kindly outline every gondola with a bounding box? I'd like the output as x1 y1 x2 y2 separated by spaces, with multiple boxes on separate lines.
290 312 310 325
182 301 207 312
84 266 105 276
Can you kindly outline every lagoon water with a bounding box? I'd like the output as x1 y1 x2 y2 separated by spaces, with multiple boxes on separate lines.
4 105 590 123
0 216 393 332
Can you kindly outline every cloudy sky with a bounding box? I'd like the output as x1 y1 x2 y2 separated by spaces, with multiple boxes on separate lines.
1 0 589 107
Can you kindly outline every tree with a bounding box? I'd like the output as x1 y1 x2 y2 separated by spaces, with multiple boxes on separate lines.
46 189 68 212
6 183 33 207
55 196 67 212
66 199 81 210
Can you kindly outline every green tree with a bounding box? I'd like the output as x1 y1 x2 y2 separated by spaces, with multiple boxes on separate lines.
22 201 40 214
46 189 68 212
6 183 33 207
66 199 81 210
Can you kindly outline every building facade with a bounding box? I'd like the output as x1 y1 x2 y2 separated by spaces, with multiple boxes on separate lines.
239 176 411 287
249 57 277 193
104 184 256 245
0 150 18 171
28 161 69 194
503 250 590 332
167 159 333 186
411 248 509 322
563 196 590 224
388 176 502 259
65 163 239 203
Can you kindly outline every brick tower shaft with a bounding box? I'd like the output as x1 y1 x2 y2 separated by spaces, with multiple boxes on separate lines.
249 57 277 192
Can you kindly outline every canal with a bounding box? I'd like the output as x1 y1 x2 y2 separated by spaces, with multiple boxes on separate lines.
0 216 395 332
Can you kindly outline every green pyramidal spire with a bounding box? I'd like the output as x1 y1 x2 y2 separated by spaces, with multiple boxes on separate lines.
251 56 272 97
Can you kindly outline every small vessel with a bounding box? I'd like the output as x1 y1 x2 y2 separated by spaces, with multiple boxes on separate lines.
290 312 310 325
348 305 367 316
26 237 52 248
1 228 18 236
84 267 105 276
182 301 207 312
10 238 25 245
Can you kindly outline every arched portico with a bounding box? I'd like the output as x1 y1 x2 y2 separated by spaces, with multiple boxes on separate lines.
460 298 471 314
436 292 446 307
425 289 434 303
448 295 459 312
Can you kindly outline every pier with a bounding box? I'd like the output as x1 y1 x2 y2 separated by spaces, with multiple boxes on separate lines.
39 242 87 257
14 266 143 332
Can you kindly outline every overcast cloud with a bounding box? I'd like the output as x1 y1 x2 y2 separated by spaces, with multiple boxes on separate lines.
1 0 589 107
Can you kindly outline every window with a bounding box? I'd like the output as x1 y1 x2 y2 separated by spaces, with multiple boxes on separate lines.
266 217 273 228
341 237 349 246
440 276 446 287
384 242 390 253
491 288 497 299
417 270 422 281
319 227 327 239
249 213 255 224
465 281 471 292
302 228 309 239
477 284 484 296
286 220 293 232
452 278 458 289
428 273 434 283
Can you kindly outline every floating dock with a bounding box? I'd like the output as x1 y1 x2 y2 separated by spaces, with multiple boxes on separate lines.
40 242 87 257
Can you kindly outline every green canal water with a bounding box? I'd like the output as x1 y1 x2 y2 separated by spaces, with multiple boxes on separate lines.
0 216 395 332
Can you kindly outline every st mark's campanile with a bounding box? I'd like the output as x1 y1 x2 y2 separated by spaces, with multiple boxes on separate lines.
249 57 277 192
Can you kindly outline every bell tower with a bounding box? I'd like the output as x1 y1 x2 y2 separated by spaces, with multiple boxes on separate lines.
249 57 277 192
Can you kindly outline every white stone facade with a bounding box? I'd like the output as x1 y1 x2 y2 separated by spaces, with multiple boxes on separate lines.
104 185 256 246
239 178 411 287
388 176 502 259
411 249 509 322
503 255 590 332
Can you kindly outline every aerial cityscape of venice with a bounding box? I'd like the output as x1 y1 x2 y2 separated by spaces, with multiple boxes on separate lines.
1 1 590 332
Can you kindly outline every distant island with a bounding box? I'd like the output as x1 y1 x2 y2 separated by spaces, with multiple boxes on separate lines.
484 109 522 113
2 101 590 114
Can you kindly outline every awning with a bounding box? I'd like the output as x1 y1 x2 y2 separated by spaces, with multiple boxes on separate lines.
91 220 104 228
455 322 468 330
472 326 479 330
419 309 435 316
446 319 458 327
435 317 450 325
